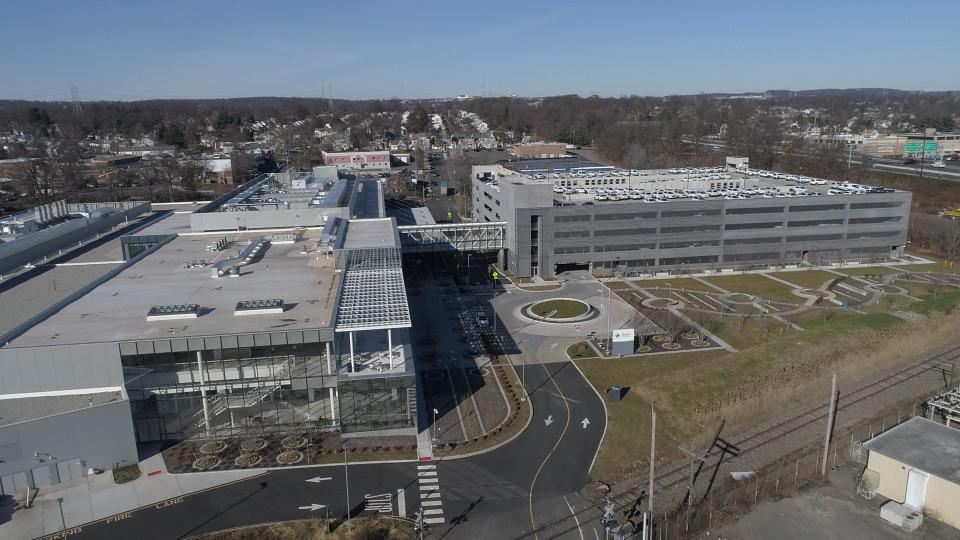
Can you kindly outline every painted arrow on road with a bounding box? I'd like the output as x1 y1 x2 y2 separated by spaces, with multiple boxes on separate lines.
581 418 591 429
544 415 554 426
306 476 332 483
298 503 327 511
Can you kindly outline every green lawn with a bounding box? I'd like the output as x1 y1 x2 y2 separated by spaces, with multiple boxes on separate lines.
910 290 960 315
567 341 599 359
700 274 800 304
520 284 563 292
896 262 960 274
769 270 838 290
531 299 589 318
630 277 715 293
605 281 631 290
836 266 900 277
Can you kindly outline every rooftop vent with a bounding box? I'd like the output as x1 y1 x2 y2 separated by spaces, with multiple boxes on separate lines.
147 304 200 321
234 298 284 316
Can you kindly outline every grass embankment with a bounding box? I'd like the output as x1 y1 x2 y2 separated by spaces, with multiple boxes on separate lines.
836 266 899 277
575 307 953 484
700 274 799 303
195 518 413 540
567 341 599 359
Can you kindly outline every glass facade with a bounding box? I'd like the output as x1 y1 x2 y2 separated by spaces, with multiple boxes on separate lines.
122 342 336 442
338 375 416 433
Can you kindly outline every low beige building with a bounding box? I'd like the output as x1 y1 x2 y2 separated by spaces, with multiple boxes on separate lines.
861 417 960 529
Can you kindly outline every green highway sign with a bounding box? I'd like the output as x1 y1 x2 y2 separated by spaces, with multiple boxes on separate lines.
904 141 938 153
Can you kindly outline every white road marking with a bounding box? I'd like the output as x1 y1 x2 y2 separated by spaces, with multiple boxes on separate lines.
424 508 444 515
417 464 436 470
581 417 591 429
397 488 406 518
564 496 585 540
418 470 438 477
421 492 442 499
421 500 443 507
424 517 446 524
298 503 326 511
305 476 332 483
418 477 439 484
545 415 554 426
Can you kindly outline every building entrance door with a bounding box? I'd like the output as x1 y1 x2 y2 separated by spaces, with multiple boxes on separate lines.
904 469 928 509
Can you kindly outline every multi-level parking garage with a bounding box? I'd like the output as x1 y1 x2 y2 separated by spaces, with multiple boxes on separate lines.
472 159 911 278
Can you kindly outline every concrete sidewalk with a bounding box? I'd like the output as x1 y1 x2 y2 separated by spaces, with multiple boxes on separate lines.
1 453 262 539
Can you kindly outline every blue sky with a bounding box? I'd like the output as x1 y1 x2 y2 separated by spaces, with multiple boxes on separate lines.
1 0 958 101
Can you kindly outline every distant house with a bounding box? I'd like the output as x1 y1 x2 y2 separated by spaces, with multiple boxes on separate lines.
321 150 391 171
861 417 960 529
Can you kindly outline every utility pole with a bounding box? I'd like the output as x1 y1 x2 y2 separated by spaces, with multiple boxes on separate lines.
647 406 656 540
678 441 707 533
821 372 838 477
342 439 352 530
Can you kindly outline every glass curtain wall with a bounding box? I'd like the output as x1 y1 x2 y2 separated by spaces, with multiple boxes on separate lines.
338 375 416 433
123 342 336 442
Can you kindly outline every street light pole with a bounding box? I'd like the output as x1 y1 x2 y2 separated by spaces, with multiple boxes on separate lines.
342 439 351 530
57 497 67 538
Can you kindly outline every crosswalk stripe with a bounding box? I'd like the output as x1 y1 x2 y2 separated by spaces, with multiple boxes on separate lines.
418 471 438 477
417 465 436 470
421 500 443 507
421 492 441 499
424 517 446 524
423 509 444 515
418 477 439 484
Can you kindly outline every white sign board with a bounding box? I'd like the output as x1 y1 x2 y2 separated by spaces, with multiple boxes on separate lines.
612 328 635 342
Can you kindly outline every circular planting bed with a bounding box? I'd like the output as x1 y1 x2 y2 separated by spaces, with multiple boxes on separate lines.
234 454 262 467
641 297 681 309
652 334 672 343
659 342 682 350
681 330 700 340
866 283 907 294
240 438 268 452
635 345 653 353
276 450 304 465
691 339 711 348
469 367 490 377
192 455 221 470
199 440 227 455
530 298 590 318
281 436 307 450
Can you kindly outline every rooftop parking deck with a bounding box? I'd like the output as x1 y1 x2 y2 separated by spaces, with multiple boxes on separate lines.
481 166 900 206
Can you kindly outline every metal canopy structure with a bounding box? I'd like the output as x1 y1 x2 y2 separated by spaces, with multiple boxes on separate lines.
335 246 411 332
397 222 506 253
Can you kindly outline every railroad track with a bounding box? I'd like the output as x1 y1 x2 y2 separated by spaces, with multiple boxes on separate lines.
609 343 960 511
524 343 960 538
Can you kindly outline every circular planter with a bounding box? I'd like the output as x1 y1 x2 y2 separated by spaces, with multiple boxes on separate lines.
520 298 598 323
635 345 653 353
723 293 755 304
691 340 711 348
652 334 672 343
276 450 304 465
192 456 221 470
234 454 262 467
240 438 267 452
680 331 700 340
659 342 682 350
281 436 307 450
199 440 227 455
641 297 682 310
